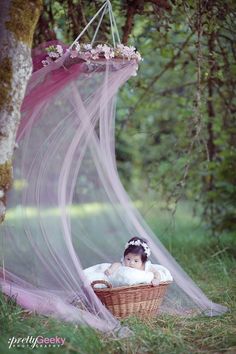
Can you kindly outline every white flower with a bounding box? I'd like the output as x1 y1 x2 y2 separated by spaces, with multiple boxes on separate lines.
91 51 99 60
42 60 49 66
125 239 151 257
107 47 115 58
75 42 81 52
135 52 142 61
96 44 104 52
70 50 78 58
56 45 63 55
42 56 53 66
81 51 92 60
104 50 114 60
102 44 110 52
83 43 92 50
117 44 124 51
48 51 60 58
116 44 142 62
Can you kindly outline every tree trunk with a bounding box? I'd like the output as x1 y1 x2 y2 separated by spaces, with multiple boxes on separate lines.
205 31 216 232
207 32 216 166
0 0 42 222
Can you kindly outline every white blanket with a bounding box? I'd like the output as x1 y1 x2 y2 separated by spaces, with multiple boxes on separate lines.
84 263 173 288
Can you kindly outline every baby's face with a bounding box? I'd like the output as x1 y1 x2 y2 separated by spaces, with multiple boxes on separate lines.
124 252 144 270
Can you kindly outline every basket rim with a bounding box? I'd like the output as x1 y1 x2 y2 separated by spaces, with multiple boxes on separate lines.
93 280 173 293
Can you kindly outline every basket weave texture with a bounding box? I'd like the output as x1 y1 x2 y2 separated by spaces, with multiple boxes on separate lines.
91 280 172 319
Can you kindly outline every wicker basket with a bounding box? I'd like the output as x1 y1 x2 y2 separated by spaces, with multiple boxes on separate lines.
91 280 172 319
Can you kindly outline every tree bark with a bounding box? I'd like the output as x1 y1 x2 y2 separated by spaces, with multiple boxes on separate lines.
0 0 42 222
207 32 216 186
122 0 171 44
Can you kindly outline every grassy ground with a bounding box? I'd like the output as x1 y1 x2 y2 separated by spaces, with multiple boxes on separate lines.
0 201 235 354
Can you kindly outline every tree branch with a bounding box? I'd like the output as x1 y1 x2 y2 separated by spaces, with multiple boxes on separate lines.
122 0 171 44
125 32 193 122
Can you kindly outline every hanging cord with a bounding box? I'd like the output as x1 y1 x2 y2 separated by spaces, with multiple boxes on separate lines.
109 1 121 45
69 0 121 50
107 0 121 46
108 3 116 47
68 1 108 50
91 3 108 46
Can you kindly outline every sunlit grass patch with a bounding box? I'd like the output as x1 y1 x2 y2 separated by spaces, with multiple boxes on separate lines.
5 200 143 220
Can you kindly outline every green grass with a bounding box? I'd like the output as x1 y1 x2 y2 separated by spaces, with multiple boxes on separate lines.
0 201 236 354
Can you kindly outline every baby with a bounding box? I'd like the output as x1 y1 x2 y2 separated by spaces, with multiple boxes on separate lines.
104 236 161 286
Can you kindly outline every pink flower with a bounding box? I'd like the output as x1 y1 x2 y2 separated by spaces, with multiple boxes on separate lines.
42 60 49 66
91 49 99 60
80 52 92 60
70 50 78 58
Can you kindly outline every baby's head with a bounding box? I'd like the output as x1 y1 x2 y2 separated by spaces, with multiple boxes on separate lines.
123 237 151 270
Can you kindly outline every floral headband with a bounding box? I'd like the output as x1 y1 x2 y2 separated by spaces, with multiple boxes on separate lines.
125 239 151 257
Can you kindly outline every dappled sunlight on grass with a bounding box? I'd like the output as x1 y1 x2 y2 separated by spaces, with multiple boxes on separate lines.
5 201 143 220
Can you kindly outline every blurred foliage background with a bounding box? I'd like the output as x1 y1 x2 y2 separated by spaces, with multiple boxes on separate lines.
33 0 236 236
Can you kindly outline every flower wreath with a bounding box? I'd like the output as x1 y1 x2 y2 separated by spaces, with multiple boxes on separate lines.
125 239 151 257
42 43 142 70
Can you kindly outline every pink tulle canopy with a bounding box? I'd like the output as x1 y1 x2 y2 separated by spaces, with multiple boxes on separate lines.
0 2 227 334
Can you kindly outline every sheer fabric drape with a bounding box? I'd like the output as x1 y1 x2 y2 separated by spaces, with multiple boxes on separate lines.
0 46 227 333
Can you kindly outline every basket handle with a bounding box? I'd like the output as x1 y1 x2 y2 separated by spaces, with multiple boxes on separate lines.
91 280 112 289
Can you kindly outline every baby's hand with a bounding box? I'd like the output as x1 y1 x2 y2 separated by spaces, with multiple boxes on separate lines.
151 278 160 286
104 268 112 276
105 262 121 276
